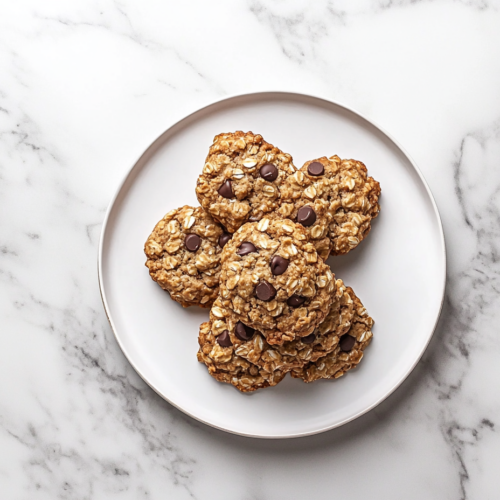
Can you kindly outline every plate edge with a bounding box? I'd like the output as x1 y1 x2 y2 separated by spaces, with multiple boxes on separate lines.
97 90 447 439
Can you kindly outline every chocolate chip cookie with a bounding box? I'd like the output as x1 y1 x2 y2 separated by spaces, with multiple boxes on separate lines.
197 321 287 392
145 205 230 308
217 217 335 344
195 131 296 233
202 278 355 377
278 155 381 257
291 286 374 382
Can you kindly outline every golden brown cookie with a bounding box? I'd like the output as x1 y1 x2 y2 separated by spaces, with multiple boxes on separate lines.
197 321 287 392
279 155 381 257
144 205 229 308
291 286 374 382
195 131 296 233
217 217 335 344
200 278 354 377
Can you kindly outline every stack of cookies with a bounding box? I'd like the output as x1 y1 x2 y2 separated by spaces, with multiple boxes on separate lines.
144 131 381 392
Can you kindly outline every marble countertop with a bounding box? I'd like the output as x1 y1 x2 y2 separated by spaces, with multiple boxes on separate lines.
1 1 499 498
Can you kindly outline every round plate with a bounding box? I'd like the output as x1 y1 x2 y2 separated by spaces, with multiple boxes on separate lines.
98 92 445 438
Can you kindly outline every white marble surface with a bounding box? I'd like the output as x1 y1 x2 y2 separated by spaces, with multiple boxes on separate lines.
1 1 500 498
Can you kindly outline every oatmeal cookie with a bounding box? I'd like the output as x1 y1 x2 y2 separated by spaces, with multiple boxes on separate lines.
278 155 381 257
217 217 335 344
291 286 374 382
204 278 355 376
197 321 287 392
144 205 230 308
195 131 296 233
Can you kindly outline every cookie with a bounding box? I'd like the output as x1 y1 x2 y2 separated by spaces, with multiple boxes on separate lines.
197 321 287 392
144 205 229 308
278 155 381 257
195 131 296 233
217 217 335 344
202 278 355 378
291 286 374 382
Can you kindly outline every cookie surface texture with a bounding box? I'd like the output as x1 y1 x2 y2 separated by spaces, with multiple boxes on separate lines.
206 278 354 374
279 155 381 257
197 320 287 392
144 205 224 308
218 217 335 344
291 286 374 382
195 131 296 233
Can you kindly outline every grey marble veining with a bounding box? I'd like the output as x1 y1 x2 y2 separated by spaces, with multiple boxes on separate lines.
0 1 500 499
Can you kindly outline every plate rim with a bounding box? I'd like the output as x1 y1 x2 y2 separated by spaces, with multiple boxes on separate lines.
98 90 447 439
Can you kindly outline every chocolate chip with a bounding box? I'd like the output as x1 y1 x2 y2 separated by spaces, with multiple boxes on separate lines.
237 241 257 256
217 330 232 347
218 179 235 199
307 161 325 176
301 333 316 344
339 335 356 352
255 280 277 301
287 294 306 307
297 206 317 227
260 163 278 181
185 234 201 252
270 255 289 276
235 321 255 341
218 232 232 248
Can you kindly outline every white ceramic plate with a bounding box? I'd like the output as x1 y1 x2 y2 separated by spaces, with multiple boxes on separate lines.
98 92 445 439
